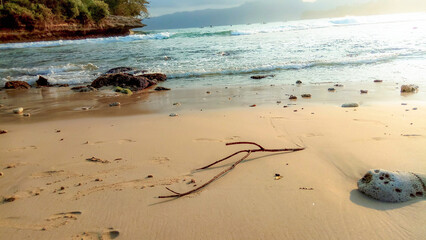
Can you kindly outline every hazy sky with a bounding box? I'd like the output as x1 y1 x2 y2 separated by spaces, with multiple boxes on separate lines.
148 0 371 16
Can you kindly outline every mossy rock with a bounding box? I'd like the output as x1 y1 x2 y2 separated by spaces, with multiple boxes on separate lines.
114 86 123 92
121 88 132 95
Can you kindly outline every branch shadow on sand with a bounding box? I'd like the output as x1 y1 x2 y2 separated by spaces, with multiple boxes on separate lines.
349 189 424 210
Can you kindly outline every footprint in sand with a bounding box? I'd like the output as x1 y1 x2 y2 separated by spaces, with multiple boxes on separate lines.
86 139 136 145
3 145 37 152
194 136 241 143
43 211 82 230
72 228 119 240
152 157 170 164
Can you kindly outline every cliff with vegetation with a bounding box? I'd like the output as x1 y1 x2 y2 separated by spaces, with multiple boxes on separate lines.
0 0 148 43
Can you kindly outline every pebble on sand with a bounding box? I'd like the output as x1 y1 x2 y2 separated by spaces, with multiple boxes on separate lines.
250 104 256 107
0 129 7 134
341 103 359 108
328 88 335 92
360 90 368 94
23 113 31 117
0 172 3 176
13 107 23 114
374 80 383 83
401 84 419 93
289 95 297 100
109 102 121 107
301 94 311 98
296 80 302 84
169 113 178 117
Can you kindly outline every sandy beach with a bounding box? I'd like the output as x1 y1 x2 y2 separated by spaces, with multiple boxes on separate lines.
0 83 425 239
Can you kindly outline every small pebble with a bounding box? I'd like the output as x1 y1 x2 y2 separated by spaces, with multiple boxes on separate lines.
23 113 31 117
334 84 344 87
283 106 288 108
328 88 335 92
301 94 311 98
289 95 297 100
401 103 407 105
293 110 298 112
3 196 16 202
412 108 417 110
276 101 281 104
296 80 302 84
169 113 178 117
173 102 181 106
374 80 383 83
249 104 256 107
13 107 23 114
206 91 211 94
60 186 65 190
188 179 196 184
275 173 281 177
95 178 101 182
0 129 7 134
360 90 368 94
109 102 120 107
146 175 153 178
0 172 3 176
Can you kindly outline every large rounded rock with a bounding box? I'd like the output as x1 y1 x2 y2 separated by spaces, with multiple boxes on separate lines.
91 73 158 91
4 81 31 89
358 169 425 202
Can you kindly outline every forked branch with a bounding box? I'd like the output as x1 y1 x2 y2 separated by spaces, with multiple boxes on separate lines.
158 142 304 198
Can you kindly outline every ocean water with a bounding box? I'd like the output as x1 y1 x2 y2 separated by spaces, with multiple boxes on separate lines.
0 13 425 88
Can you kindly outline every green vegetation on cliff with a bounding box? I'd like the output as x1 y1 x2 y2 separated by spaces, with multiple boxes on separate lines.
0 0 148 30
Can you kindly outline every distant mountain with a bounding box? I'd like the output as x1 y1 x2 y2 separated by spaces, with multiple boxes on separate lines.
303 0 426 19
143 1 307 30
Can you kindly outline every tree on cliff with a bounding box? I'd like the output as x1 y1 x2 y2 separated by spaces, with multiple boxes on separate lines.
0 0 148 30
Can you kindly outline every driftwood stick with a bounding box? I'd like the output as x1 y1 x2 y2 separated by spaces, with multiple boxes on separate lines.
158 142 305 199
198 141 304 170
158 151 252 198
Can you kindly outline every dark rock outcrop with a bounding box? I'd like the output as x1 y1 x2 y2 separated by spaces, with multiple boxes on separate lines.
250 75 275 80
36 76 50 87
155 86 171 91
4 81 31 89
142 73 167 82
105 67 134 74
91 73 157 91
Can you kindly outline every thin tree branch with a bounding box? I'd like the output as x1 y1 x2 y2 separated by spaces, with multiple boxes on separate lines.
158 151 252 198
158 142 305 199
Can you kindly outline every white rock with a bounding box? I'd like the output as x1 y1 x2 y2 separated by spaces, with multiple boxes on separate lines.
358 169 425 202
109 102 120 107
13 107 23 114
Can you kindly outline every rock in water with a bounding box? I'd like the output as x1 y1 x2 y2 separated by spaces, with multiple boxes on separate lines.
357 169 425 202
36 76 50 87
105 67 134 74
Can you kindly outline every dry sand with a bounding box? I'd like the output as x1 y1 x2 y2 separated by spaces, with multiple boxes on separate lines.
0 84 425 239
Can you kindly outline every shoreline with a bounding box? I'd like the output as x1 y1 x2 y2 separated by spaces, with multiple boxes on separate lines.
0 80 424 123
0 16 145 44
